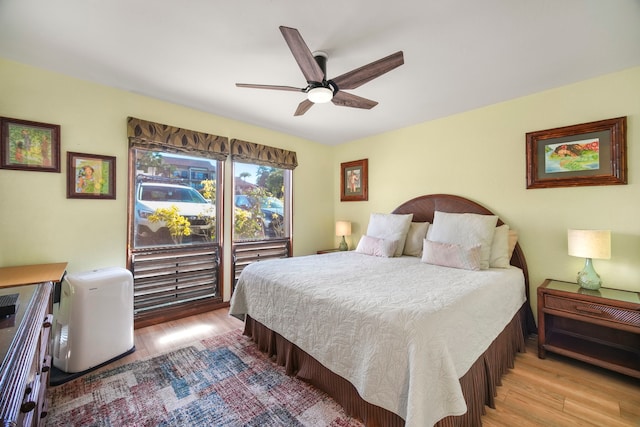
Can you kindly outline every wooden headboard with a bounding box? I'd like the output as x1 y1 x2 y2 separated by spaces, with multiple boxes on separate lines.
391 194 530 301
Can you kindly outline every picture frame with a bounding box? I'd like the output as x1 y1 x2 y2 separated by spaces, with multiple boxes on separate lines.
340 158 368 201
0 117 61 172
67 151 116 199
525 117 627 189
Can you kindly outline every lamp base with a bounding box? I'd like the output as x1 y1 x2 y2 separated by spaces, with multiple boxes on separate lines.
576 258 602 290
338 236 348 251
578 288 602 297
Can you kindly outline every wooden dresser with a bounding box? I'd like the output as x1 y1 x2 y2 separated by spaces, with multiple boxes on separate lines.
0 263 66 427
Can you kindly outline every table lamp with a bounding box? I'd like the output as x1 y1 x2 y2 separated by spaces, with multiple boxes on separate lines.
567 229 611 290
335 221 351 251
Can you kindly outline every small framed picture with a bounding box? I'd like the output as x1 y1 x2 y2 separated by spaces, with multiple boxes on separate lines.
67 151 116 199
525 117 627 189
340 158 368 201
0 117 61 172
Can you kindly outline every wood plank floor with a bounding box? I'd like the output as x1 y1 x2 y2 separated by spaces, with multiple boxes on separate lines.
483 337 640 426
109 308 639 426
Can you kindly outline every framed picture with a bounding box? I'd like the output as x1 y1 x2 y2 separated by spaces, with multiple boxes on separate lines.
0 117 61 172
525 117 627 189
67 151 116 199
341 158 368 201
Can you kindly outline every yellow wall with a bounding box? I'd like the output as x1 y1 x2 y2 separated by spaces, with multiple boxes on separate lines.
0 59 334 299
2 58 639 313
334 66 640 316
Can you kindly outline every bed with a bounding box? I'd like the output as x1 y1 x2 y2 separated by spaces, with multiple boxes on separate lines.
230 194 535 427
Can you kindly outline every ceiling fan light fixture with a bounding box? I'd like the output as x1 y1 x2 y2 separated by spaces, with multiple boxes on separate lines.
307 86 333 104
236 27 404 116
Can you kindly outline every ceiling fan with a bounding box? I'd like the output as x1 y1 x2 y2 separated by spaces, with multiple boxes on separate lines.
236 26 404 116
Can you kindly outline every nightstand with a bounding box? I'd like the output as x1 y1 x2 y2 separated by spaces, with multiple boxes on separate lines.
537 279 640 378
317 248 342 254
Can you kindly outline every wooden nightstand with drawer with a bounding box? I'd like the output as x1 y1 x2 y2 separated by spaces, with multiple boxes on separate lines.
537 279 640 378
316 249 342 254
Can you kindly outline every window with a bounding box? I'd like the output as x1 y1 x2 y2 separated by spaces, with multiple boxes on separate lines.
233 162 289 241
130 149 222 327
126 120 298 325
127 117 229 328
133 151 219 247
231 161 292 291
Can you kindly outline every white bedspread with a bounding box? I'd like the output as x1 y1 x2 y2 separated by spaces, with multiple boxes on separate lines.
230 251 526 427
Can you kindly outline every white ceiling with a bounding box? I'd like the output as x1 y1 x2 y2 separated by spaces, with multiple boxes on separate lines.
1 1 639 145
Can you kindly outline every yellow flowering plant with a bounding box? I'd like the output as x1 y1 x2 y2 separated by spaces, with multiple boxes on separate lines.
148 205 191 245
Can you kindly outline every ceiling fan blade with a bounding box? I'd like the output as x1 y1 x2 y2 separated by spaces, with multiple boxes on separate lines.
331 51 404 90
279 26 325 83
236 83 303 92
332 91 378 110
294 99 314 116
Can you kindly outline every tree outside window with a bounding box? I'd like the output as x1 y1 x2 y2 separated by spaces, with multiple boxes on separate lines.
233 162 289 241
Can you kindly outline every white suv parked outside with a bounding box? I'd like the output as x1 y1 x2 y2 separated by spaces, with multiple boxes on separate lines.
136 182 214 237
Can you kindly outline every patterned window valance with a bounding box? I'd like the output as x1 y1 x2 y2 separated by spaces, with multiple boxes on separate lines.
127 117 229 161
230 138 298 170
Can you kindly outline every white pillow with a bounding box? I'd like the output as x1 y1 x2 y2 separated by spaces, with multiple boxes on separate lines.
421 239 481 271
403 222 430 257
355 235 398 258
428 211 498 269
366 213 413 257
508 229 518 258
489 224 510 268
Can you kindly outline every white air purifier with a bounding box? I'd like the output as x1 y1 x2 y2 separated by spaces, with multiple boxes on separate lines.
53 267 135 374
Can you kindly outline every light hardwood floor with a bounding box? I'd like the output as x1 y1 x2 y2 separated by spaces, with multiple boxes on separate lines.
111 308 639 426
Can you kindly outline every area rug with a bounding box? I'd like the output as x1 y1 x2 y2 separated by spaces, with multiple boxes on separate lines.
46 328 364 426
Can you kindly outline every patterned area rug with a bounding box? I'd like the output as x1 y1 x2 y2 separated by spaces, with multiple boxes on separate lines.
46 329 364 426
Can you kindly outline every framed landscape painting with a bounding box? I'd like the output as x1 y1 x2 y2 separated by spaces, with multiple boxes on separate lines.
67 151 116 199
0 117 60 172
525 117 627 189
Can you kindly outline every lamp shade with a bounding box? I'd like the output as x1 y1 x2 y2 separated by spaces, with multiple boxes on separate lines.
335 221 351 237
567 229 611 260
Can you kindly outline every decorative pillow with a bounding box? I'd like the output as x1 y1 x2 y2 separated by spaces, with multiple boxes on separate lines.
508 229 518 258
403 222 430 257
421 239 481 271
428 211 498 269
355 235 398 258
366 213 413 257
489 224 510 268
